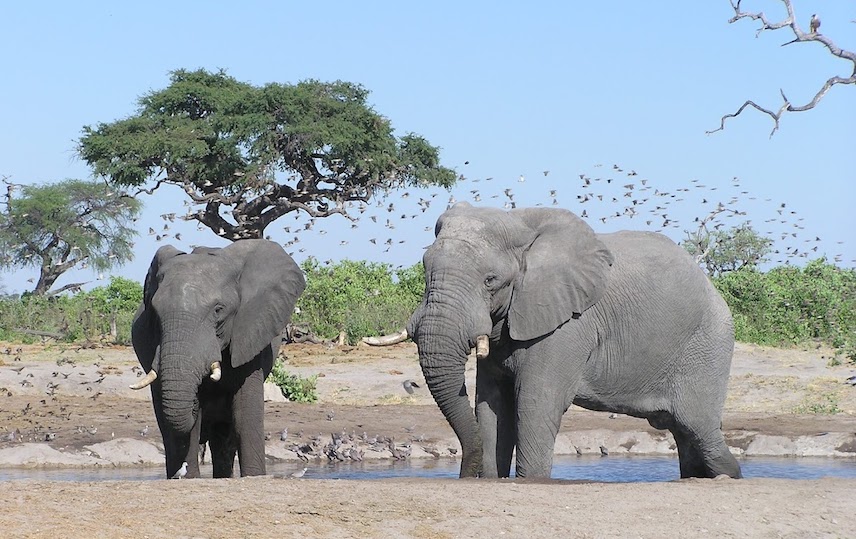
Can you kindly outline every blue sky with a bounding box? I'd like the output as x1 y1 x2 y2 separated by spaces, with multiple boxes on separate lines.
2 1 854 294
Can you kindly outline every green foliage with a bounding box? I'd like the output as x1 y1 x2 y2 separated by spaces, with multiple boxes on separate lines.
78 69 456 240
0 179 141 295
714 259 856 360
793 392 842 415
0 277 143 344
683 222 772 277
267 359 318 403
293 258 424 343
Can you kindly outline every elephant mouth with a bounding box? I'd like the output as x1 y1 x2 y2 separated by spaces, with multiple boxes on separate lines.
129 361 223 390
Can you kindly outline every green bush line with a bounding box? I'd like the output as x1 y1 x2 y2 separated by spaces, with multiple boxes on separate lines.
1 258 853 362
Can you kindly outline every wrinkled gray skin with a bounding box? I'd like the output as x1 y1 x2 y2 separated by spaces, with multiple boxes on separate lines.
407 202 742 479
132 240 305 479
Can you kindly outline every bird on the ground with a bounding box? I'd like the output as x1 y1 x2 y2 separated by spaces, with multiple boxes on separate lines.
402 380 420 394
171 461 188 479
280 427 288 441
139 425 148 437
810 13 821 33
290 467 307 478
846 374 856 386
599 445 609 457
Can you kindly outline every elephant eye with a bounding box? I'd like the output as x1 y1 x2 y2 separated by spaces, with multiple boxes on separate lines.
484 275 498 288
214 304 225 316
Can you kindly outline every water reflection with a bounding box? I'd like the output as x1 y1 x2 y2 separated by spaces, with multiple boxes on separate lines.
1 455 854 482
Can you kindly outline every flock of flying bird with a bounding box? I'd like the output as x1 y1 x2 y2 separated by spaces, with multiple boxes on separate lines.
142 162 849 271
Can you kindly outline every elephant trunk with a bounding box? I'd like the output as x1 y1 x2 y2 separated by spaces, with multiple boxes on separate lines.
158 318 207 435
411 309 484 478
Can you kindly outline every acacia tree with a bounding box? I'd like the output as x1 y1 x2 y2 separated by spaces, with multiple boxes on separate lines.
710 0 856 136
683 220 773 277
78 69 457 241
0 179 140 295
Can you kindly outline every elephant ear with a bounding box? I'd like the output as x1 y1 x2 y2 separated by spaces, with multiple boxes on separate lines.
132 245 185 371
508 208 613 342
228 240 306 367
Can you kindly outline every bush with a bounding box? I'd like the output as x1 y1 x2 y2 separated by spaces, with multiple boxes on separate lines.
267 359 318 403
0 277 142 344
293 258 424 343
714 259 856 360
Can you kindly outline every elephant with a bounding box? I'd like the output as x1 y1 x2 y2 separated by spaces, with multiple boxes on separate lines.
405 202 742 480
130 239 305 479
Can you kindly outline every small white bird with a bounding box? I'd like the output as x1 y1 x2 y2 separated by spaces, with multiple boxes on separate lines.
139 425 149 437
290 467 307 478
810 13 820 34
280 428 288 442
171 462 188 479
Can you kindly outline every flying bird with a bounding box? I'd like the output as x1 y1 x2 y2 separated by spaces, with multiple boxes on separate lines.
402 380 421 394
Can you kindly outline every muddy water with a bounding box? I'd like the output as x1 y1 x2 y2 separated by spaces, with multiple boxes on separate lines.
1 455 855 482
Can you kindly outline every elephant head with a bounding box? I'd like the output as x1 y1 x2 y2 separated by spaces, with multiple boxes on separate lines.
407 202 613 477
131 240 305 439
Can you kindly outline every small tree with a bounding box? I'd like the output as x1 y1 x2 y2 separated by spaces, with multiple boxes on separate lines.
0 179 141 295
78 69 457 241
684 221 772 277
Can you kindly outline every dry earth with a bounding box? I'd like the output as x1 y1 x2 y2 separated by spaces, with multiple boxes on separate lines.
0 340 855 538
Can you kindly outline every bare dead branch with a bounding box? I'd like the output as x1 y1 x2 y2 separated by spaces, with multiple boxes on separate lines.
710 0 856 135
46 282 89 297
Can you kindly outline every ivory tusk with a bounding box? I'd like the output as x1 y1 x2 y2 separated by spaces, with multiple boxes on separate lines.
362 329 409 346
475 335 490 360
209 361 222 382
129 369 158 390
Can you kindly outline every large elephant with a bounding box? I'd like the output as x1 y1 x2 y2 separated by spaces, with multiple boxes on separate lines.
130 239 305 478
406 202 742 480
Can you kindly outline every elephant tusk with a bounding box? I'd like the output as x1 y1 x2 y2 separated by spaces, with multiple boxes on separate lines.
362 329 409 346
129 369 158 390
475 335 490 360
209 362 222 382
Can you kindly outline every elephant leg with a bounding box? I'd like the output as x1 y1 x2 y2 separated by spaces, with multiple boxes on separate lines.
671 416 742 479
475 359 515 478
514 381 566 478
232 358 268 477
208 419 237 478
671 427 706 478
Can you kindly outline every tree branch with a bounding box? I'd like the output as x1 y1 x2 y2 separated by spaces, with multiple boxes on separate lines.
709 0 856 136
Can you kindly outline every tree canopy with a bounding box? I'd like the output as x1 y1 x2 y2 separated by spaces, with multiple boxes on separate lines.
683 222 773 277
0 179 140 295
78 69 457 241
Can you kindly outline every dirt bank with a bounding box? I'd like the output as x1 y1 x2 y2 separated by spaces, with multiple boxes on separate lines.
1 341 855 538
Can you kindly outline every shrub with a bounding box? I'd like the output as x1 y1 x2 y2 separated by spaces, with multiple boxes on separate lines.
267 359 318 403
293 258 424 343
0 277 142 344
714 259 856 360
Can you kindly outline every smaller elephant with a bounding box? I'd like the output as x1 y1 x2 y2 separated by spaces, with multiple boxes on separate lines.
131 239 305 478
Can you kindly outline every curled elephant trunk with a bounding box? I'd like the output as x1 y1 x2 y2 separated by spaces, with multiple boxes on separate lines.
362 329 409 346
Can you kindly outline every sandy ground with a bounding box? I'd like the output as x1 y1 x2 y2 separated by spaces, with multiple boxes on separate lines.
1 340 855 538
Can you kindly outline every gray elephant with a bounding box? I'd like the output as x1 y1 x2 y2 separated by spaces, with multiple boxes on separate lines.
406 202 742 479
130 239 305 478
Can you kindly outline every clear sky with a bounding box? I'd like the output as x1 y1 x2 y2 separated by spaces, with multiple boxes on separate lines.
2 1 853 294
